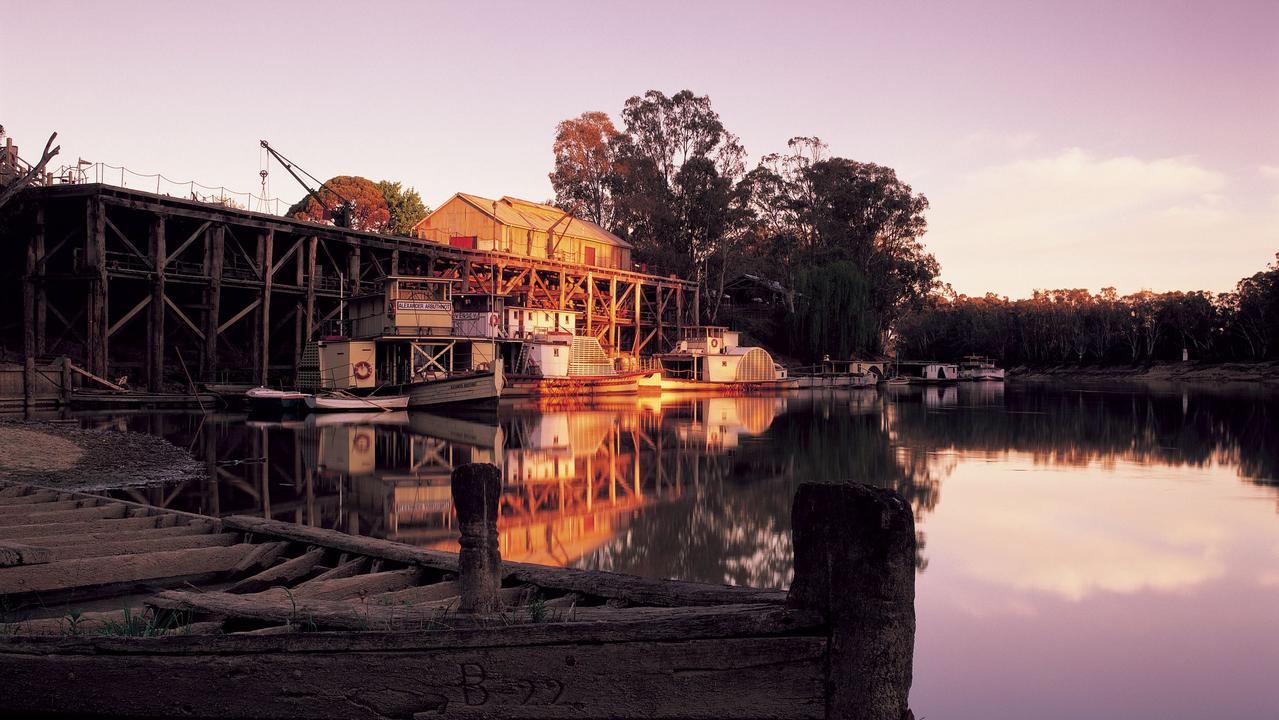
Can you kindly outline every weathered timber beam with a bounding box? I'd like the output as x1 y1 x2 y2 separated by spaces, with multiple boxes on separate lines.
103 214 151 268
217 297 260 334
164 220 210 266
0 632 825 719
270 235 304 278
163 296 205 341
0 543 257 595
106 295 150 337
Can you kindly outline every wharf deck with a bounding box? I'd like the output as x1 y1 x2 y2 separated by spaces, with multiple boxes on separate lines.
0 466 916 719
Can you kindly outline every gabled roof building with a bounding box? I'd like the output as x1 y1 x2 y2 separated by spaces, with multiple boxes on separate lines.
412 193 633 271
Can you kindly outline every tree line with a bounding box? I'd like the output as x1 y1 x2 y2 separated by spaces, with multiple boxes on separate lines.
549 90 938 360
895 256 1279 365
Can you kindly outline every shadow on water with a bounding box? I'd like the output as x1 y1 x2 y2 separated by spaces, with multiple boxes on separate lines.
85 381 1278 590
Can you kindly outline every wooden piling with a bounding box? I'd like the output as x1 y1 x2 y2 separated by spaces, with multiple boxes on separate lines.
202 224 224 381
788 482 916 720
147 214 166 392
450 462 502 613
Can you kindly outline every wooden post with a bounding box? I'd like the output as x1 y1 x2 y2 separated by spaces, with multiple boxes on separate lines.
788 482 916 720
305 236 317 343
693 284 701 326
390 249 399 276
86 198 108 377
633 279 642 354
258 229 273 386
147 214 166 392
450 462 502 614
586 272 594 336
60 356 72 405
347 245 361 297
203 225 224 382
34 207 45 355
609 276 617 349
22 217 37 409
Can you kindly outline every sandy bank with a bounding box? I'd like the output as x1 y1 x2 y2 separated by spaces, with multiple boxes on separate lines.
1009 360 1279 385
0 421 204 490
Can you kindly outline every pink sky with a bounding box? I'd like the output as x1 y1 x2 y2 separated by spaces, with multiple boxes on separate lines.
4 0 1276 297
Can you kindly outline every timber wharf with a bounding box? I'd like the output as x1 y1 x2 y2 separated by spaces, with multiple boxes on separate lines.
3 183 697 408
0 463 916 719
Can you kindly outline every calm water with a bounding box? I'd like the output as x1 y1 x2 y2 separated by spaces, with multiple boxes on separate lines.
82 382 1278 719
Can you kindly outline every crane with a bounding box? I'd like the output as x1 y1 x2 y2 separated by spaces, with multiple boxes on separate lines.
259 140 354 228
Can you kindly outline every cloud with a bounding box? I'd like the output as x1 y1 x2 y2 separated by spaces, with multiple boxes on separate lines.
926 148 1279 296
1260 164 1279 180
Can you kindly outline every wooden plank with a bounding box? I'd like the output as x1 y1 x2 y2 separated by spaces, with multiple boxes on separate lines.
0 636 825 719
38 532 239 562
289 568 426 601
0 541 52 567
371 580 461 605
27 520 218 546
224 547 326 594
0 485 32 498
0 498 89 515
299 556 367 585
221 516 786 607
2 603 821 654
229 540 290 575
0 515 174 541
0 503 122 527
0 543 257 595
0 490 63 506
149 591 791 634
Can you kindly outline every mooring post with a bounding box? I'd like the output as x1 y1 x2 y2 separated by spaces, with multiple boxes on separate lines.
450 462 503 613
788 482 916 720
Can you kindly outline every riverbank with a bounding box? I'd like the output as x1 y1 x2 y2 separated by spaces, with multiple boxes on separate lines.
0 421 203 489
1008 360 1279 384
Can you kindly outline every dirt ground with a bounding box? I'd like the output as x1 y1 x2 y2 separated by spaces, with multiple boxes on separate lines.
0 421 204 490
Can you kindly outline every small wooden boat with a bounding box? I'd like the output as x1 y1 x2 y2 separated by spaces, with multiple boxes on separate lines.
303 392 409 412
381 363 504 409
245 387 310 413
0 469 917 720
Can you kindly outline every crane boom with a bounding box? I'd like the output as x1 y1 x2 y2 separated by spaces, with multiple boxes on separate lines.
260 140 354 228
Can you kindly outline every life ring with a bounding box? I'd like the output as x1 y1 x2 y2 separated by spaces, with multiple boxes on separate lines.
488 313 498 327
352 361 373 381
353 434 371 452
710 338 719 349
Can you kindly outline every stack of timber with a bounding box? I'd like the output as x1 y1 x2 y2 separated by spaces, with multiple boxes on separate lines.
0 465 917 720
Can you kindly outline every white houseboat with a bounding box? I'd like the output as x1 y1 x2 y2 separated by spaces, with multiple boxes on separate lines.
499 306 645 397
794 358 884 388
655 326 796 392
301 276 503 409
957 356 1006 381
894 361 960 383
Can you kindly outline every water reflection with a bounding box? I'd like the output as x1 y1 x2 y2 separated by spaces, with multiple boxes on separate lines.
82 382 1279 720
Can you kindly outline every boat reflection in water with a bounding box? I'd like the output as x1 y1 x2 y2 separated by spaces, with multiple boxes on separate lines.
103 394 792 569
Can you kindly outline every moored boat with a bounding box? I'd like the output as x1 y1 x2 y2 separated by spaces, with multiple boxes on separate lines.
957 355 1006 381
302 392 409 412
655 326 796 392
393 360 504 409
793 359 881 388
245 386 310 413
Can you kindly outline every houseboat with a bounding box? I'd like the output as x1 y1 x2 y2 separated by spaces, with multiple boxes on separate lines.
655 326 796 392
499 306 645 397
301 276 503 409
794 358 883 388
895 360 960 383
957 355 1006 381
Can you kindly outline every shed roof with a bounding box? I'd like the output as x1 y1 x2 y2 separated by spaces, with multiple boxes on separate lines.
418 193 632 249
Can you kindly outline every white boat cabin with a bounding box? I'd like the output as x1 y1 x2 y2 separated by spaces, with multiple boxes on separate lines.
660 326 785 383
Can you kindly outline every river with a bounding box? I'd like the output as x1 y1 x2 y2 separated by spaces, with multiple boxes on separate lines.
83 381 1278 719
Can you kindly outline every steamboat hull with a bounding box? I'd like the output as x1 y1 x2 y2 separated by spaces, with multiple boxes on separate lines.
392 369 504 408
502 372 644 397
659 377 800 393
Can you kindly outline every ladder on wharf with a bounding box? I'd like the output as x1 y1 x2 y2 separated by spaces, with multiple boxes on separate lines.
0 465 916 720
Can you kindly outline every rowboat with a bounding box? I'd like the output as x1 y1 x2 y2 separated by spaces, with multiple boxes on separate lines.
302 392 409 412
0 468 916 719
389 359 504 409
244 387 310 413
